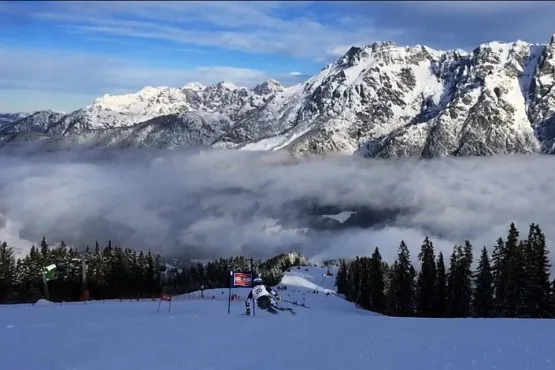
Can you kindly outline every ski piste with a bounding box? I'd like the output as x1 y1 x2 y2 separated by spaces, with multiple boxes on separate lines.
276 306 296 315
282 299 310 309
245 304 296 315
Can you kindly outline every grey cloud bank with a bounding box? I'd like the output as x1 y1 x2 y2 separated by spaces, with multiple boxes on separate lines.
0 144 553 267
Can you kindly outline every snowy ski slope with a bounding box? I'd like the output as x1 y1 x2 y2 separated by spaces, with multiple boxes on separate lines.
1 266 554 370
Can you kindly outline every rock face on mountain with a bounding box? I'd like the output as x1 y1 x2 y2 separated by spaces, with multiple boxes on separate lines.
3 35 555 158
0 112 29 126
1 111 64 134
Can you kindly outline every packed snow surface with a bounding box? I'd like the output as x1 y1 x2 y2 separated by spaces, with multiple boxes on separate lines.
1 266 554 370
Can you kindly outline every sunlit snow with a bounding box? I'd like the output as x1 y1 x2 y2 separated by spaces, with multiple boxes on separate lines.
2 266 554 370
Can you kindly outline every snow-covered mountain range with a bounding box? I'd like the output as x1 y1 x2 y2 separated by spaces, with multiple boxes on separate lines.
3 35 555 158
0 112 30 127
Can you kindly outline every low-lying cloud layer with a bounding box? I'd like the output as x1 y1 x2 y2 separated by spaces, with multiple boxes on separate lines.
0 144 553 267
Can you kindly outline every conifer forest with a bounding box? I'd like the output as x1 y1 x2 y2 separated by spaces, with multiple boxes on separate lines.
1 221 555 319
0 237 294 304
336 222 555 318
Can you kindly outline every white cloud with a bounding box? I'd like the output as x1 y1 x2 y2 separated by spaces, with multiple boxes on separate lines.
5 1 555 111
0 46 306 112
1 147 555 271
0 90 96 113
17 1 402 61
407 1 552 13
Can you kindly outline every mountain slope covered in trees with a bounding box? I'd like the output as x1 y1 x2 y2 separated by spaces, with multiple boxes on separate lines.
0 237 305 304
336 222 555 318
2 222 554 320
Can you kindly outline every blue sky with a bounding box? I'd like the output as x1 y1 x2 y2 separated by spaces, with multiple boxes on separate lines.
1 1 555 113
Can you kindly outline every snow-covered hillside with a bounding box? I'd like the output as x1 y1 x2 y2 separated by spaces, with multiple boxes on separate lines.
0 112 29 124
0 112 30 131
3 34 555 158
0 110 65 134
2 265 554 370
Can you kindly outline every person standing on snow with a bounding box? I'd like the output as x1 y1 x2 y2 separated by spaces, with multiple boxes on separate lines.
245 277 281 315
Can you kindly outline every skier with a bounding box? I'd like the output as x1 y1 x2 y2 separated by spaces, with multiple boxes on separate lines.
245 277 281 315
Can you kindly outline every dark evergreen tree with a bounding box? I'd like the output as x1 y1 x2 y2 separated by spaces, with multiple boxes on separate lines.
472 247 494 317
335 259 348 295
0 241 16 301
345 257 361 302
416 237 437 317
501 223 526 317
368 248 386 314
446 246 460 317
386 241 416 316
461 240 474 316
40 237 49 259
446 242 473 317
435 252 446 317
356 257 371 309
491 237 506 315
522 224 553 318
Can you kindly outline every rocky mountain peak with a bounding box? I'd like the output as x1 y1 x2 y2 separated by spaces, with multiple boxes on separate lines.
337 42 402 68
337 46 365 68
254 79 283 95
369 40 397 51
3 34 555 159
182 82 205 91
213 81 239 91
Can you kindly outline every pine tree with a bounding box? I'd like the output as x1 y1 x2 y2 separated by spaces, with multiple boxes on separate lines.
446 246 460 317
356 257 371 309
343 259 353 301
502 223 526 317
352 257 361 303
472 247 494 317
435 252 446 317
446 242 473 317
522 230 535 314
345 257 361 302
40 237 49 260
0 241 16 301
532 224 552 317
522 224 553 318
335 260 348 295
491 237 506 315
368 248 386 314
386 241 416 317
416 237 437 317
460 240 474 316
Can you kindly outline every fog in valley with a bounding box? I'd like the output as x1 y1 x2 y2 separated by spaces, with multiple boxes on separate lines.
0 142 553 266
